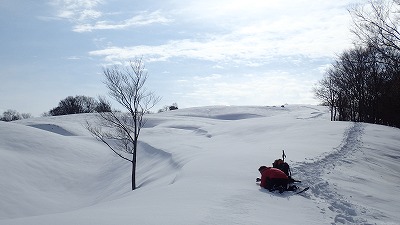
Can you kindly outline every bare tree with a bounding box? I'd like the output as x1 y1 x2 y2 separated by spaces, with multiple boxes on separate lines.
313 72 339 121
350 0 400 63
86 58 161 190
347 0 400 127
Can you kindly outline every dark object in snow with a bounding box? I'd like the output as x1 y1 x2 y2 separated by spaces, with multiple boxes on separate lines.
257 167 290 191
294 186 309 195
273 159 291 177
257 150 302 193
272 150 291 176
256 178 309 195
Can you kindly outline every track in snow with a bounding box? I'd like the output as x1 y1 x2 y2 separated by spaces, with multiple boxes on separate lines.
294 122 370 225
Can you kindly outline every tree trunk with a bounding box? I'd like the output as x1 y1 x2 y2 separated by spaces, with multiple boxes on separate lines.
132 160 136 190
132 135 138 190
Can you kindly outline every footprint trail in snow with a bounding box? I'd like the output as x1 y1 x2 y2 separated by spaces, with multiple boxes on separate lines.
294 122 371 225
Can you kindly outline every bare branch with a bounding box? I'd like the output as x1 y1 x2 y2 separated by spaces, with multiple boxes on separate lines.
86 57 161 190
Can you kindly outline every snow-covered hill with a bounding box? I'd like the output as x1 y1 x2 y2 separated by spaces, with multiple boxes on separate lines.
0 105 399 225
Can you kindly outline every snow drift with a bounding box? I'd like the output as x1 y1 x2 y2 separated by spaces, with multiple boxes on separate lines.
0 105 399 225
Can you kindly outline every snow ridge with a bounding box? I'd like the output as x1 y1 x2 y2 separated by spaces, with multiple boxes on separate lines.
294 122 369 224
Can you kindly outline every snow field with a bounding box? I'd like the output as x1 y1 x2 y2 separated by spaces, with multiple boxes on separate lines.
1 105 399 225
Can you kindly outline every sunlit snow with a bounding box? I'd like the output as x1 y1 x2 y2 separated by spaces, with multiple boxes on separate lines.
1 105 399 225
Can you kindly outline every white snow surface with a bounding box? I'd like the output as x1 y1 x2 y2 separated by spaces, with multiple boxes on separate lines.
0 105 399 225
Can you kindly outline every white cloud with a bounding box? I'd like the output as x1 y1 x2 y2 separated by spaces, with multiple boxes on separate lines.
53 0 103 21
51 0 171 32
193 74 222 81
73 10 172 32
67 56 80 60
89 25 349 65
89 37 261 63
87 0 356 65
174 71 319 107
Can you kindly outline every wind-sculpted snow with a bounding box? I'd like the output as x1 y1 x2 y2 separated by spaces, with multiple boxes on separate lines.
213 113 263 120
294 105 326 119
136 141 183 187
163 105 287 120
1 105 399 225
167 125 212 138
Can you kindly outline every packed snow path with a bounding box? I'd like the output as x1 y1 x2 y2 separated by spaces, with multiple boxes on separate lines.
295 122 376 224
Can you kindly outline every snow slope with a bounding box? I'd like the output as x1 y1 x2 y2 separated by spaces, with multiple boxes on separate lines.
0 105 399 225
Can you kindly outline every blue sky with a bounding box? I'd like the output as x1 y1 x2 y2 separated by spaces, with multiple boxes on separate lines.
1 0 360 116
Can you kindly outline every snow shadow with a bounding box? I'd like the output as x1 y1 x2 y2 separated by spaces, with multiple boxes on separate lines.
27 124 75 136
295 106 325 119
214 113 263 120
136 142 183 188
257 186 310 199
168 125 212 138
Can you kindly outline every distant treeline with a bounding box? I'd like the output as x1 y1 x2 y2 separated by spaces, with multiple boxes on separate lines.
46 95 178 116
46 95 112 116
0 109 31 122
1 94 179 121
314 0 400 128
